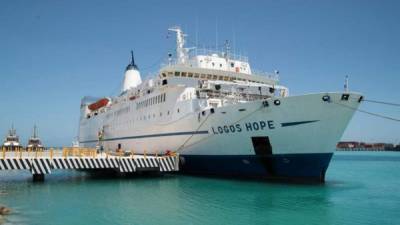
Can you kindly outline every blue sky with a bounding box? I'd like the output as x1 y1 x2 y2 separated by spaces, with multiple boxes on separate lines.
0 0 399 146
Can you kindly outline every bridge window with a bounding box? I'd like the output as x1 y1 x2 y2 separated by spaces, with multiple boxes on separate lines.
188 73 193 77
194 73 200 78
182 72 187 77
175 71 180 76
201 74 206 79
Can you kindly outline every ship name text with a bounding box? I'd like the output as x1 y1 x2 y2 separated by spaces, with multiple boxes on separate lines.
211 120 275 135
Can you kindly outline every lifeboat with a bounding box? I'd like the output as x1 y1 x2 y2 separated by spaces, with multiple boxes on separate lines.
88 98 109 111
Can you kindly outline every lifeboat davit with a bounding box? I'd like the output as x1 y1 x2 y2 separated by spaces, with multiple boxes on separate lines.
88 98 109 111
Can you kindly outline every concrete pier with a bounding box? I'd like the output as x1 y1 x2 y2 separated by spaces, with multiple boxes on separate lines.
0 147 179 182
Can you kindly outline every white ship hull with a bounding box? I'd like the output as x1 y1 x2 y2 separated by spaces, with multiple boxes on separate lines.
79 92 361 181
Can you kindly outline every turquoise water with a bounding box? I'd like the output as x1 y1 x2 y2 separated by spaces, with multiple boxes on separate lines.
0 152 399 225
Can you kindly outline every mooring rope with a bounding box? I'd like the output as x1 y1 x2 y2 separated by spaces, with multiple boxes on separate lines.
333 101 400 122
176 112 212 153
360 99 400 107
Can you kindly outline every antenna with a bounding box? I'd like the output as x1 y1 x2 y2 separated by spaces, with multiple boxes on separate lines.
10 123 15 136
195 16 199 50
232 24 236 58
33 124 38 138
344 75 349 92
131 50 135 66
215 18 218 51
127 50 138 70
224 40 230 60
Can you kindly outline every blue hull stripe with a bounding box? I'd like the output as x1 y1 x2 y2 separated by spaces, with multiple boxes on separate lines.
179 153 333 181
81 119 318 144
281 120 319 127
80 130 209 143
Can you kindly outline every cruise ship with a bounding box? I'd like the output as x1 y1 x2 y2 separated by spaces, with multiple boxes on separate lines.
78 27 362 182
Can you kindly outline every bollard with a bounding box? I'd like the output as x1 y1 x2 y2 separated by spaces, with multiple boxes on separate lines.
50 148 53 160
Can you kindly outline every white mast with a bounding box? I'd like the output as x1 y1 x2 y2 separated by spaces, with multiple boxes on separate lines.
168 26 188 64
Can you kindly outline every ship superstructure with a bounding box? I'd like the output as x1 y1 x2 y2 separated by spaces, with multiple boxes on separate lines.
78 26 362 182
2 125 23 151
26 125 44 151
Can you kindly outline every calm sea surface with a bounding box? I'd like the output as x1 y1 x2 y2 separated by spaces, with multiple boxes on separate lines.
0 151 399 225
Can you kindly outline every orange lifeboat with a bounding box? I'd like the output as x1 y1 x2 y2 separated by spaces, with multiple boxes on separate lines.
88 98 109 111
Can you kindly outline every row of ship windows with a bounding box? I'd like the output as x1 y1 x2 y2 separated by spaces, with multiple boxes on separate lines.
161 71 267 84
86 94 167 119
105 109 182 130
136 93 166 109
